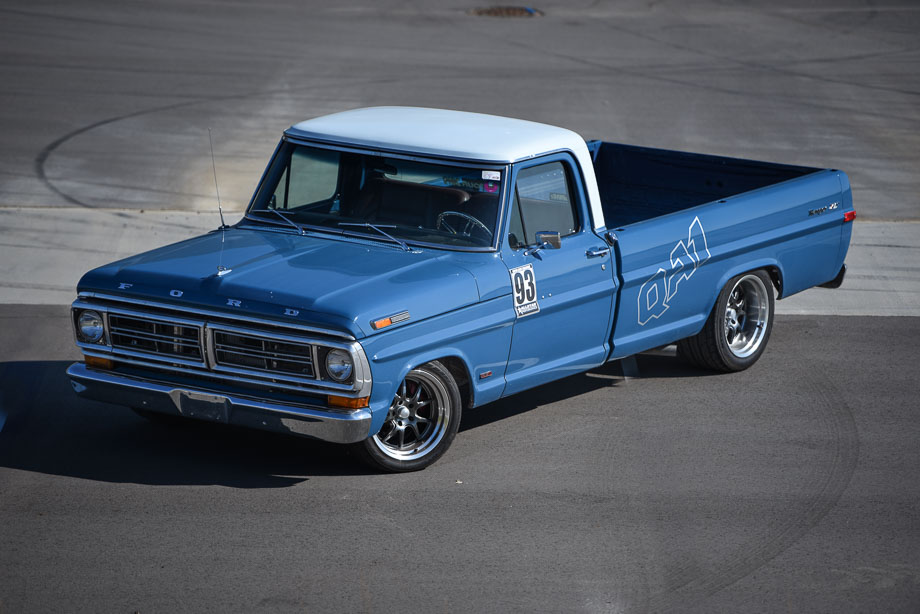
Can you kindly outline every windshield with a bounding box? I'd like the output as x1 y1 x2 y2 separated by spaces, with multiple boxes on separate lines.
245 142 504 249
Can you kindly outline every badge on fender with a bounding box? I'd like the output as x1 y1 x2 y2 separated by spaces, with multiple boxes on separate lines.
509 264 539 317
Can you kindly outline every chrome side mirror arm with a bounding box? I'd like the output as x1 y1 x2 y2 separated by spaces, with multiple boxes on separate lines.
524 231 561 256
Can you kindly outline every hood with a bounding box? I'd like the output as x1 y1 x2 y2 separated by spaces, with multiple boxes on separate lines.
77 227 482 338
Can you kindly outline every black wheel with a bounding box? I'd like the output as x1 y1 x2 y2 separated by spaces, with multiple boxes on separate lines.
678 270 774 372
352 360 461 472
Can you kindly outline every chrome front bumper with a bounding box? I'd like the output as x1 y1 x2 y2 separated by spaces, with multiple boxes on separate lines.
66 362 372 444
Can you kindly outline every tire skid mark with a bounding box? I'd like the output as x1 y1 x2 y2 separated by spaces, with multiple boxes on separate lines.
34 100 201 208
647 375 860 612
33 75 406 210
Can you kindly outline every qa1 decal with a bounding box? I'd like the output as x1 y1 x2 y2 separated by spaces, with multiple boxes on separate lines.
509 264 539 317
637 216 711 326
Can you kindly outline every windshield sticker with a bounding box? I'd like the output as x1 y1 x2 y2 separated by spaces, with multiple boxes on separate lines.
484 180 499 193
482 170 501 181
510 264 540 317
637 216 711 326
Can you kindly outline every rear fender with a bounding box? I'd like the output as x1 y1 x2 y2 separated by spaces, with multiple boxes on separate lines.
697 259 783 331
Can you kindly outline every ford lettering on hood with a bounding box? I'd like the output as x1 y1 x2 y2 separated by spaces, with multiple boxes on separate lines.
78 227 481 338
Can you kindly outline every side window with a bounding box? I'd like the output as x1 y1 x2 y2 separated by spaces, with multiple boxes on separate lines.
281 148 340 209
509 161 578 248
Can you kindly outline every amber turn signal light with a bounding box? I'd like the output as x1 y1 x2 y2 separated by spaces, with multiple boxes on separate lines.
84 355 114 370
327 395 369 409
372 317 392 330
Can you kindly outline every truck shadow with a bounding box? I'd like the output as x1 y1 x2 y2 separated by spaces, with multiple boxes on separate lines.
0 355 717 484
461 350 717 431
0 361 372 487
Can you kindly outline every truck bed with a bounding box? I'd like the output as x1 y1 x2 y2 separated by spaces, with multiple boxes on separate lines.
586 140 820 228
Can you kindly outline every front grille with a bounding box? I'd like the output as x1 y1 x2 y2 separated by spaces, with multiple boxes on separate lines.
109 314 202 360
213 330 315 378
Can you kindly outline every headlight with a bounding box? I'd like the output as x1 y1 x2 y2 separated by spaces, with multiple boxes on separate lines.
78 310 105 343
325 349 354 382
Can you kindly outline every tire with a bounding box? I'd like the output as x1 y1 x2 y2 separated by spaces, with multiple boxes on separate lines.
677 270 774 372
352 360 462 472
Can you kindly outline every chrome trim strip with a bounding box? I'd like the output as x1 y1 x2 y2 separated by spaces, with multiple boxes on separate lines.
104 306 206 329
77 292 356 340
67 363 372 444
207 321 337 348
101 346 208 370
80 349 362 396
111 328 200 347
213 344 313 364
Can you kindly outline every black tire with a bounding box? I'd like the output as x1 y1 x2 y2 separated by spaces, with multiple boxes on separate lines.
352 360 462 472
677 270 774 372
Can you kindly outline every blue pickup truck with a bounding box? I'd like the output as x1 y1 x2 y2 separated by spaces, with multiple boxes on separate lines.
68 107 854 471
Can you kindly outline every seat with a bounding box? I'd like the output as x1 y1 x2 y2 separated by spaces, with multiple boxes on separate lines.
354 177 470 228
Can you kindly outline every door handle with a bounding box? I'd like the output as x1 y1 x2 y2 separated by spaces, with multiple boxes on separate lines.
586 247 610 258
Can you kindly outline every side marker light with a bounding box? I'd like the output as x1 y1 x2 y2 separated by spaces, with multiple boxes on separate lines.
85 355 114 370
328 395 369 409
372 317 393 330
844 211 856 222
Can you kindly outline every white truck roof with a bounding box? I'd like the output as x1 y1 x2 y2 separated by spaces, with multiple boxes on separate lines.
285 107 606 229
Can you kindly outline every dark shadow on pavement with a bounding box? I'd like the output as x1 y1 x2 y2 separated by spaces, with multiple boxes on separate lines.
0 360 374 487
461 352 717 432
0 353 721 483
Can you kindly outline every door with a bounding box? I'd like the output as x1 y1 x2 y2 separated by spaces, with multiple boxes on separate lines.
500 154 616 395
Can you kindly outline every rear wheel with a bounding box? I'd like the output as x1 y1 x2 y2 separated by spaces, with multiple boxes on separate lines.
678 270 774 372
353 360 461 472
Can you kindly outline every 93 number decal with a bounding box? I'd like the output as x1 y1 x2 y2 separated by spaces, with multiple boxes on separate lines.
510 264 540 317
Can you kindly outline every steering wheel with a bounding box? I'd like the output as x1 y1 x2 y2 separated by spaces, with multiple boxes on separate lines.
436 211 492 239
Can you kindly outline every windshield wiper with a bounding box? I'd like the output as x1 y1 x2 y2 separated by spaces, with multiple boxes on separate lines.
337 222 411 252
247 209 305 235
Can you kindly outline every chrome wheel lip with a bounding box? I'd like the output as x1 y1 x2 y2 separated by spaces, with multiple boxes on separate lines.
371 369 450 461
724 274 770 359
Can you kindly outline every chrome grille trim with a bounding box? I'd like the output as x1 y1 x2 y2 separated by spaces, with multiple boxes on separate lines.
100 307 207 368
210 326 316 380
109 314 203 361
72 297 372 398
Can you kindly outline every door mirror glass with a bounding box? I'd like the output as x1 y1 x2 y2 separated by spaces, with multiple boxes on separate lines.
534 231 561 249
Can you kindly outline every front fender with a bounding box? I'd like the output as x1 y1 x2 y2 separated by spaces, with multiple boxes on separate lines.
359 296 514 436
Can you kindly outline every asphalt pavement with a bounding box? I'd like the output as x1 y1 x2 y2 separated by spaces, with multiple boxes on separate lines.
1 309 918 612
1 0 919 612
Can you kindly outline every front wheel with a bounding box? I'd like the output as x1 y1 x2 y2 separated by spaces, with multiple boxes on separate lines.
678 270 774 372
352 360 462 472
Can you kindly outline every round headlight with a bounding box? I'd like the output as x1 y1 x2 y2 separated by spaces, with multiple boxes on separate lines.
325 349 354 382
78 310 105 343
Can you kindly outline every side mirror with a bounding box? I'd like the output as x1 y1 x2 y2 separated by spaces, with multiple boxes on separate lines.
534 231 561 249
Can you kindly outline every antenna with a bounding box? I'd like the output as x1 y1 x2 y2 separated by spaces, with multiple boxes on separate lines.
208 128 228 229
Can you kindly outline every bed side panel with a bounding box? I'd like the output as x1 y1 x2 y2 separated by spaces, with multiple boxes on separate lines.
609 170 850 360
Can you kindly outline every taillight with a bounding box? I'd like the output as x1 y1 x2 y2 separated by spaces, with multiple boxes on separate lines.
844 211 856 223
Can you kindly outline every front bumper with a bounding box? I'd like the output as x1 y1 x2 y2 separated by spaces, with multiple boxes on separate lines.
66 362 372 444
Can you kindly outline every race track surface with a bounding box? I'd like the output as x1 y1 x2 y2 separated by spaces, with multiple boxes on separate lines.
1 310 918 612
1 0 918 612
